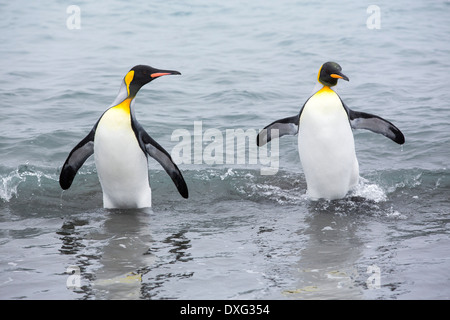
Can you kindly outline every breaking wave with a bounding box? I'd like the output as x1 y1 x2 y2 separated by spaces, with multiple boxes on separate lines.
2 162 448 218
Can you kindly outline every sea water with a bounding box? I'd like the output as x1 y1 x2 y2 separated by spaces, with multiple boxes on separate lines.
0 0 449 299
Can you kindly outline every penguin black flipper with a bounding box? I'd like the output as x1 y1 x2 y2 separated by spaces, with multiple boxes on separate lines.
142 131 189 199
257 115 299 146
59 122 98 190
133 121 189 199
345 104 405 144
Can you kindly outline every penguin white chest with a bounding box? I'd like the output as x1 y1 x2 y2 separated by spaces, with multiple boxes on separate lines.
298 88 359 200
94 106 152 208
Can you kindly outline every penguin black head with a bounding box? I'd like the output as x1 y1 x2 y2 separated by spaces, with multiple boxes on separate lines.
124 65 181 97
317 62 349 87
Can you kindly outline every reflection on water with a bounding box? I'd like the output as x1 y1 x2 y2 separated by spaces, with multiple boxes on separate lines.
293 209 363 299
140 229 194 299
283 198 385 299
90 209 155 300
57 208 194 299
53 178 450 300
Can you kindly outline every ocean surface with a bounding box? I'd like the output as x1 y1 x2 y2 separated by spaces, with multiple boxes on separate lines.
1 0 449 300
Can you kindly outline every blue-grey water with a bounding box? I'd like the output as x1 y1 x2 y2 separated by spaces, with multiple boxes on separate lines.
1 0 449 300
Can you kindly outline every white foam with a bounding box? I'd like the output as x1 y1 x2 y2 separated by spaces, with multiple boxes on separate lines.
349 177 387 203
0 169 24 202
0 166 55 202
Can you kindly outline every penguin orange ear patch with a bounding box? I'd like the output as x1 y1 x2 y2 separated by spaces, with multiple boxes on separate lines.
124 70 135 95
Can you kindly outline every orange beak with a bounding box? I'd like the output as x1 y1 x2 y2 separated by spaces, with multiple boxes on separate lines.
151 72 171 78
330 73 349 81
151 70 181 78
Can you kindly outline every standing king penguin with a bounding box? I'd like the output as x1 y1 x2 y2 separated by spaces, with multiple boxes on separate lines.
257 62 405 200
59 65 188 208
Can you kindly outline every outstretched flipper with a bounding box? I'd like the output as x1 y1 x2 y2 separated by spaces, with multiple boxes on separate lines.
133 121 189 199
345 104 405 144
256 115 299 146
59 123 98 190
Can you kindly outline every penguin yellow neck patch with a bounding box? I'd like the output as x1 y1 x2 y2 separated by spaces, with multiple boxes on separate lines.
317 86 334 95
124 70 135 96
113 97 132 115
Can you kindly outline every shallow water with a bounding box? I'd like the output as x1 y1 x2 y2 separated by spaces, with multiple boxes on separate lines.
1 0 450 299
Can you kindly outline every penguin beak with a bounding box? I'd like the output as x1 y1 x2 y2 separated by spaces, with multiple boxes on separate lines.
150 70 182 79
330 72 349 81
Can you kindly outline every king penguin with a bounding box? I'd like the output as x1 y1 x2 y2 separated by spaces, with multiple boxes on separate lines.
59 65 188 209
257 62 405 200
